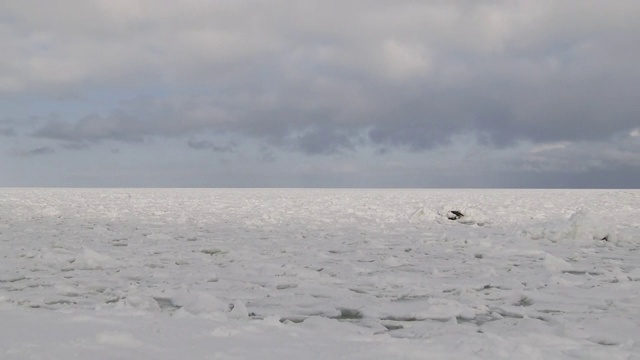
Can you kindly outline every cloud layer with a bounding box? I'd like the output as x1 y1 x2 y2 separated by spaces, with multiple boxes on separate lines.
1 1 639 187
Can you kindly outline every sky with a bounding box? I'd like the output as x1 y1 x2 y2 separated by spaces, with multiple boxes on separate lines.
1 0 639 188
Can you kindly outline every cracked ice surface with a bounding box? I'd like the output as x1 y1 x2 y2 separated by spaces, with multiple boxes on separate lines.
1 188 639 359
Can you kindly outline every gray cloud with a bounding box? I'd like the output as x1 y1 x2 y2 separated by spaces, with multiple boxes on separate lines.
293 126 357 155
32 112 145 143
0 128 16 137
10 146 55 157
28 48 640 156
500 167 640 189
187 139 236 153
61 142 91 150
513 137 640 174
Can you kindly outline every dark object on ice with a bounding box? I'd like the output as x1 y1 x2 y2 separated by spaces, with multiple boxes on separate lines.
601 235 609 241
447 210 464 220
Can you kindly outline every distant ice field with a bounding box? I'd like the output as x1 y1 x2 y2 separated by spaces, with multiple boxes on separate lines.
1 189 639 359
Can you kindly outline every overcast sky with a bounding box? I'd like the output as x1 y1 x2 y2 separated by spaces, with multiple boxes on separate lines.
1 1 639 188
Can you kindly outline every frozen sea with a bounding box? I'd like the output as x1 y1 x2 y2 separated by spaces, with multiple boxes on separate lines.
1 188 639 359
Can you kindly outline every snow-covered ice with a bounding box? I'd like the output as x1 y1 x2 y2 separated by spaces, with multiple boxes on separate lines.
1 188 639 359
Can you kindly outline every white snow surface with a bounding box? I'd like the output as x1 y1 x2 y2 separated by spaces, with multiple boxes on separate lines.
1 188 639 359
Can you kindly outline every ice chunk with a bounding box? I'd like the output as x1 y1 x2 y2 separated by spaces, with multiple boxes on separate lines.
229 301 249 319
544 254 572 272
74 248 114 270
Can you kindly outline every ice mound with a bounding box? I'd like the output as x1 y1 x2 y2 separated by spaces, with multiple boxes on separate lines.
163 291 229 317
115 290 231 317
524 210 613 243
116 295 162 312
543 253 573 272
437 206 490 226
228 301 249 319
409 205 489 226
95 331 144 348
366 297 481 323
408 206 438 222
74 249 115 270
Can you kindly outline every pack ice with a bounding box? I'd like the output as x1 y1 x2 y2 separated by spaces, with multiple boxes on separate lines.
1 189 639 359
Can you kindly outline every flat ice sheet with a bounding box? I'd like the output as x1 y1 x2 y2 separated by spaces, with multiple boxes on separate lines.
1 189 639 359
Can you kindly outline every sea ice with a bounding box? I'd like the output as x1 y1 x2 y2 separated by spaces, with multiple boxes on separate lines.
0 188 638 359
